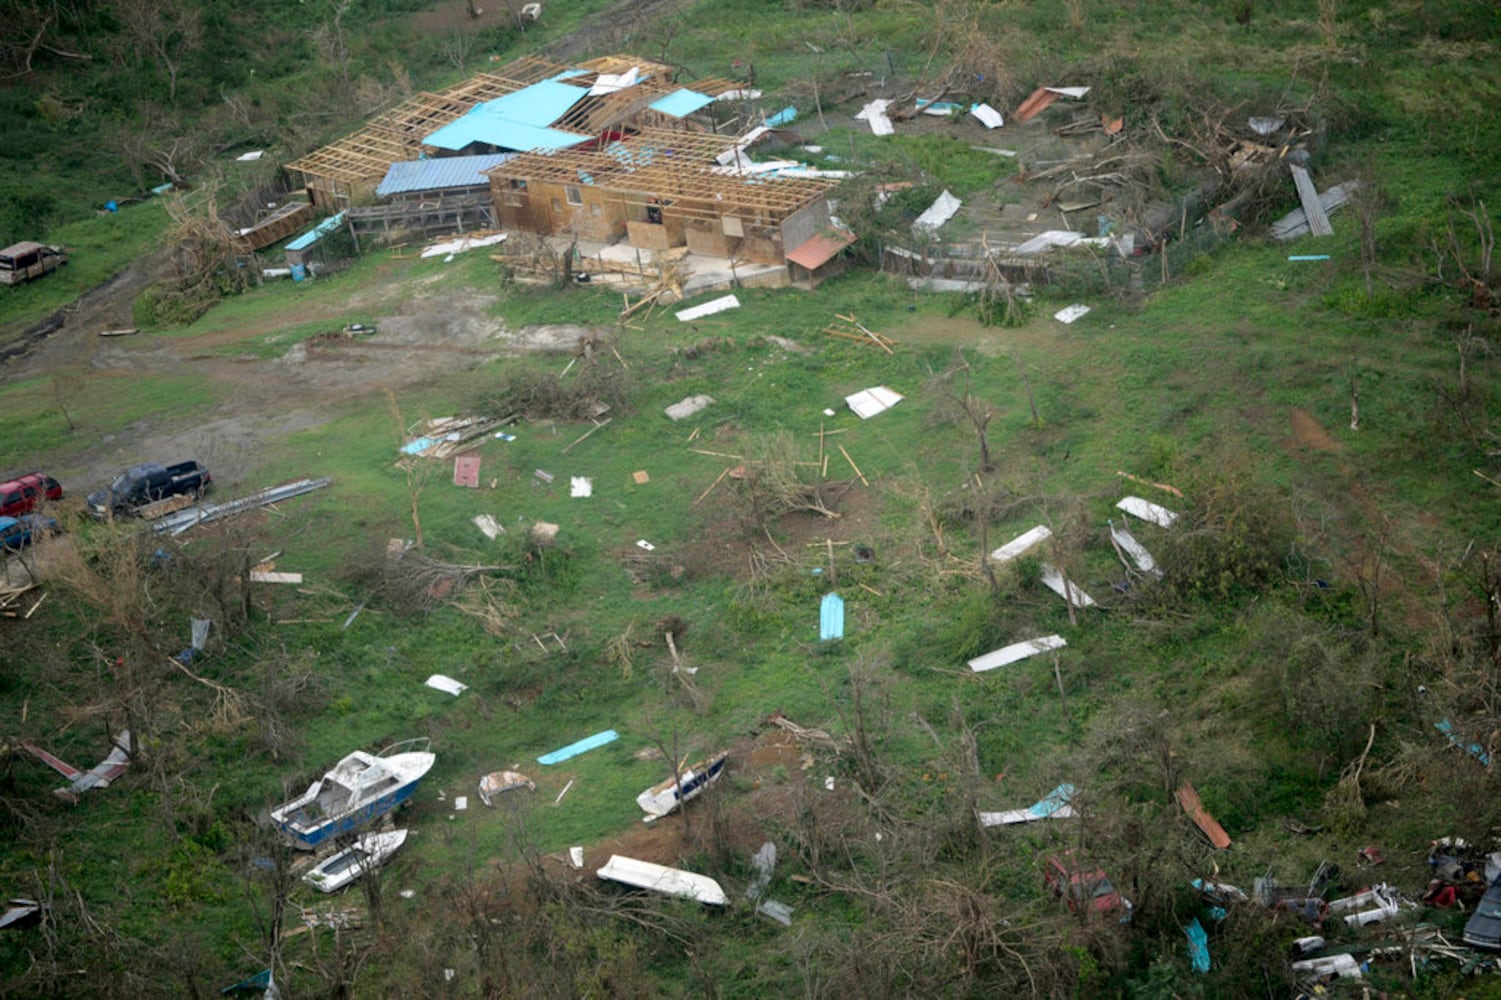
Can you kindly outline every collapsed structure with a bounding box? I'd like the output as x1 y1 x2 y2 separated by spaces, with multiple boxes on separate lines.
285 54 851 278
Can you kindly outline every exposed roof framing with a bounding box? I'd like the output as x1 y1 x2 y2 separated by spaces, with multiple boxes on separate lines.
487 128 835 222
289 55 748 188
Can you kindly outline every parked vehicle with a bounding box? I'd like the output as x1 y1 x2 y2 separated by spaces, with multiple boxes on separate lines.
0 472 62 518
270 739 434 850
1464 881 1501 949
86 461 211 519
0 242 67 286
1045 852 1133 921
0 515 60 551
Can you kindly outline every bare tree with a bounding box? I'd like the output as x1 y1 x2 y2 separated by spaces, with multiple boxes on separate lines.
113 0 202 103
927 350 998 473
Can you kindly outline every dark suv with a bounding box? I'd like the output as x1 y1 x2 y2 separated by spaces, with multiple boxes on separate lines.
0 472 63 518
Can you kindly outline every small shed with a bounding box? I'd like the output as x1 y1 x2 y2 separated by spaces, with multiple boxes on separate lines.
786 227 856 287
285 212 347 270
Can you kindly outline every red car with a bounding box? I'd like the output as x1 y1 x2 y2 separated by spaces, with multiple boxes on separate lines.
1045 853 1133 921
0 472 62 518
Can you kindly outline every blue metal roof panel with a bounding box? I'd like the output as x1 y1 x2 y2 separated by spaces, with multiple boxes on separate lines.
425 117 591 153
649 88 714 117
482 79 589 127
285 211 347 250
375 154 515 196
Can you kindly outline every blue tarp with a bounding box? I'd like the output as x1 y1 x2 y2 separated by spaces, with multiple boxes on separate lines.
1186 919 1210 973
1026 784 1076 819
285 212 346 252
819 592 845 640
538 729 619 765
221 968 273 994
765 106 797 127
649 88 715 117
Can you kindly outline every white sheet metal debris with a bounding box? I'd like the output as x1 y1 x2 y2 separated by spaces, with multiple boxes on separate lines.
1039 563 1097 607
970 103 1004 129
854 99 894 136
913 189 962 235
1054 304 1091 324
236 150 264 161
191 618 211 650
990 524 1053 563
758 899 795 925
419 233 507 259
425 674 468 696
664 394 715 420
1045 86 1091 99
152 478 332 537
1014 230 1110 255
676 294 740 322
1110 520 1162 577
596 855 728 905
636 539 655 551
978 783 1078 827
473 514 504 539
968 635 1067 673
1248 116 1285 136
1291 953 1362 982
454 796 468 811
1116 495 1179 528
569 846 584 869
845 386 904 419
569 477 593 498
747 842 776 902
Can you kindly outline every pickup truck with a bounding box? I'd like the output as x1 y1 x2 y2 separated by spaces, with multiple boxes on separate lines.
86 461 211 519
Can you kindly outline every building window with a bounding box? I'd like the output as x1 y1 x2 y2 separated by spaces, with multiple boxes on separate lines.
565 184 583 206
509 179 527 191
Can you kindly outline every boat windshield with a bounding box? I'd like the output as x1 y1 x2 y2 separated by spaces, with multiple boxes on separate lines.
322 849 370 877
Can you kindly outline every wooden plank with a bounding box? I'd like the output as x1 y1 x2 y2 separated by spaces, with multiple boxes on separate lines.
1289 164 1333 236
1176 781 1232 848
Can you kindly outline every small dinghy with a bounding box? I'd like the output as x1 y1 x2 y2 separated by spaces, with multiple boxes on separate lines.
302 829 408 893
271 738 434 850
636 751 728 822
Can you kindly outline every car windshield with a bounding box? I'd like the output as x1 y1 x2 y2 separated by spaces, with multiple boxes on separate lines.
1092 878 1117 899
110 473 137 494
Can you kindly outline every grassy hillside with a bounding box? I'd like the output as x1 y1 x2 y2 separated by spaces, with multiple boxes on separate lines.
3 1 1501 997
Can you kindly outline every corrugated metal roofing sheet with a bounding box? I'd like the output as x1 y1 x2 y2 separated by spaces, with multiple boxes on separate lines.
423 79 589 151
376 154 514 197
786 228 855 270
649 88 714 117
285 211 347 250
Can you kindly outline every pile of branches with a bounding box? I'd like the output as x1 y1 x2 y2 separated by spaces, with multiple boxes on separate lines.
356 548 503 617
138 186 257 326
729 431 849 528
481 356 633 423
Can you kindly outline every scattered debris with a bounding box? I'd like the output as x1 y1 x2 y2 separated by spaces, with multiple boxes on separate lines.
676 294 740 322
569 846 584 869
1116 495 1179 528
845 385 903 419
635 539 655 551
1435 719 1492 765
425 674 468 696
152 478 332 538
1329 884 1411 928
531 521 559 546
819 592 845 641
991 524 1053 564
220 968 276 994
1291 953 1363 983
454 796 468 811
303 830 408 893
854 99 893 136
1116 470 1183 497
978 782 1077 827
249 570 303 584
97 327 140 338
473 514 504 539
913 190 962 235
0 899 41 931
1109 518 1162 578
758 899 794 925
969 103 1003 129
1039 563 1097 607
1288 164 1333 237
553 779 574 805
236 150 265 162
596 855 727 905
402 415 514 459
1053 304 1091 324
747 842 776 902
632 470 649 484
478 771 535 805
569 477 593 498
968 635 1067 674
419 232 507 259
20 731 132 802
1186 918 1211 973
637 751 729 822
533 469 555 484
453 455 481 488
824 314 896 352
1015 231 1110 255
1272 180 1360 241
665 395 716 421
1176 781 1231 849
537 729 619 765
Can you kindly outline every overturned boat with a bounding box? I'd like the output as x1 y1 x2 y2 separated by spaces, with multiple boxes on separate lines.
597 854 727 905
302 829 408 893
636 751 728 822
272 739 434 850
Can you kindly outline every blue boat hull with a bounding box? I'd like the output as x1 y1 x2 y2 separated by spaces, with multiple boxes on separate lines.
279 779 421 850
